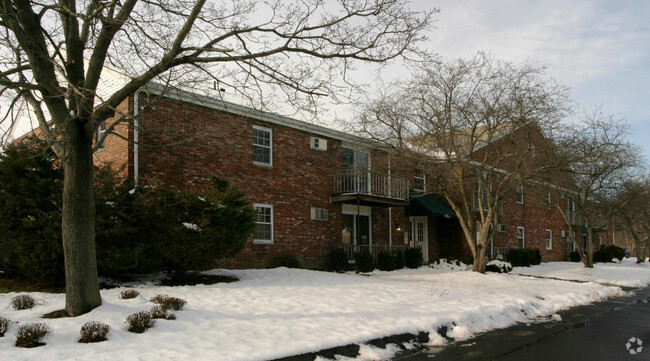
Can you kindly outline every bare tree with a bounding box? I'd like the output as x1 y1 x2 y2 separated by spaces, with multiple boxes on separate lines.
0 0 433 315
616 176 650 263
356 53 571 273
553 108 642 267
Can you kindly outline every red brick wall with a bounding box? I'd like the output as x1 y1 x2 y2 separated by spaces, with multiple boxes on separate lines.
135 96 360 268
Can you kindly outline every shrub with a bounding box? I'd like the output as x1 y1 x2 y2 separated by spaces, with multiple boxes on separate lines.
97 176 255 277
79 321 110 343
150 305 176 320
267 254 301 269
0 316 9 337
120 289 140 299
485 260 512 273
606 245 625 262
0 139 65 286
393 249 405 269
569 251 581 262
354 251 374 273
11 294 36 310
150 294 187 311
377 250 397 271
506 248 541 267
404 247 423 269
125 311 155 333
15 322 51 348
329 248 349 272
532 249 542 265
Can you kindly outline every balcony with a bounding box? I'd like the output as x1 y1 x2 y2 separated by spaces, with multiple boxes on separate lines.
331 169 409 207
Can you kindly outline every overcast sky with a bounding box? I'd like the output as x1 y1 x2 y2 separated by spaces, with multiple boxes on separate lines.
414 0 649 159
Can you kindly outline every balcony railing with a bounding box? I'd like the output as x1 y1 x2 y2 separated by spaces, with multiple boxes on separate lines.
332 169 409 200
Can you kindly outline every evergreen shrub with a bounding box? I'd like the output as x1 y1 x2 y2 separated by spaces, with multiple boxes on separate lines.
329 248 349 272
354 251 374 273
506 248 541 267
404 247 423 269
568 251 581 262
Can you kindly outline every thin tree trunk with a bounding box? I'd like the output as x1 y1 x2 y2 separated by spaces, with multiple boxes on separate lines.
61 124 101 316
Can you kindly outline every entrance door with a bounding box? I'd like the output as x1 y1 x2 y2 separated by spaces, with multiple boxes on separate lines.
410 217 428 262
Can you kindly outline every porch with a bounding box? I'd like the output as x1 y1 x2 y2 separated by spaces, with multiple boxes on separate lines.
337 244 411 263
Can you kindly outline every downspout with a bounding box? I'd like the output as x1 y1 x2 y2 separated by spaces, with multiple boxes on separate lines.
133 90 140 187
388 155 392 247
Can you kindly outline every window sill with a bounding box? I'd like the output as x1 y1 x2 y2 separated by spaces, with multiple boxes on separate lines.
253 240 274 245
253 161 273 168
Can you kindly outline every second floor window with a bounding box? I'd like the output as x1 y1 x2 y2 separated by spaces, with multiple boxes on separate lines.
413 174 426 194
546 230 552 250
516 185 524 204
96 120 107 151
253 126 272 165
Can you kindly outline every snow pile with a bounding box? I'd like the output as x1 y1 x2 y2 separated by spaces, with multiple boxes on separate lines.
511 259 650 287
0 265 634 361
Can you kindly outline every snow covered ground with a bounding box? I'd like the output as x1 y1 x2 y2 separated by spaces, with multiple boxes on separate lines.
1 259 648 361
511 258 650 287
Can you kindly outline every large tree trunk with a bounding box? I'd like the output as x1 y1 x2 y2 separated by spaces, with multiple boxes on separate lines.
61 124 101 316
472 244 488 273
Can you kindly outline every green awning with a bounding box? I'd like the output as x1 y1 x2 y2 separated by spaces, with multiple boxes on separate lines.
409 194 457 219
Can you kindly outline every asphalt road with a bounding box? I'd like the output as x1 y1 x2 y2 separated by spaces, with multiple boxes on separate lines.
395 284 650 361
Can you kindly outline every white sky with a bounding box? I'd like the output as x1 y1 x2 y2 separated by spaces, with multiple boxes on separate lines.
414 0 650 159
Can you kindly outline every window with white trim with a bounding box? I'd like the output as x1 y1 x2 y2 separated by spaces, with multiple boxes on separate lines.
413 173 426 194
544 190 552 209
96 120 107 151
517 226 525 248
253 126 272 165
516 185 524 204
253 204 273 244
546 229 552 250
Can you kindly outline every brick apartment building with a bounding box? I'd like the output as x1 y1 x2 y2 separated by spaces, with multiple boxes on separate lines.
11 80 614 268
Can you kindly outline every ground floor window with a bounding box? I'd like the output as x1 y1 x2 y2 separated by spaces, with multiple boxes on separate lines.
517 226 525 248
253 204 273 244
546 230 552 250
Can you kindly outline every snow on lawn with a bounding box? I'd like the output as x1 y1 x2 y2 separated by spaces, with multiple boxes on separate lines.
0 265 634 361
511 258 650 287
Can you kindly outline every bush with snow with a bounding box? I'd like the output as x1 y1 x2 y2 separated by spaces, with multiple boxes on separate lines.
120 289 140 300
79 321 110 343
150 305 176 320
150 294 187 311
125 311 155 334
485 260 512 273
0 316 9 337
15 322 51 348
11 294 36 310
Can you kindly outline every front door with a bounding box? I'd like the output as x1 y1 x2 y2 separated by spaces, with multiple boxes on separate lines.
410 217 428 262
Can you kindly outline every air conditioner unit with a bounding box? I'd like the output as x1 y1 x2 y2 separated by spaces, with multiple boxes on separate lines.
497 224 507 233
310 137 327 151
311 207 328 221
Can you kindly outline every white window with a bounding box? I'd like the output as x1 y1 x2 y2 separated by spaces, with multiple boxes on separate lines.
253 204 273 244
516 185 524 204
414 174 426 193
517 226 525 248
599 236 603 246
96 120 107 151
544 191 552 209
546 230 552 250
253 126 272 165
